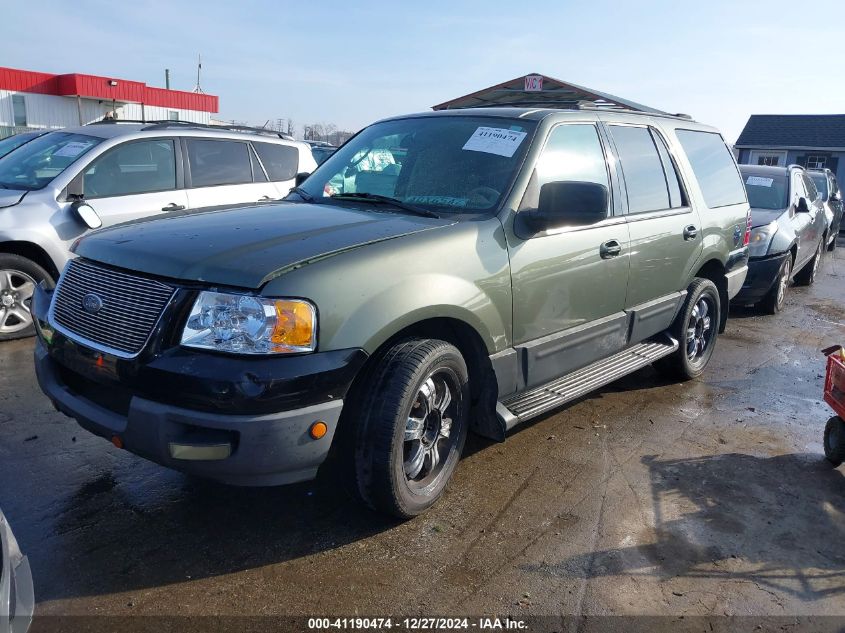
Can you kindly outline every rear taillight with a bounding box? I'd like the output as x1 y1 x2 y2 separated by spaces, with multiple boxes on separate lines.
743 210 752 246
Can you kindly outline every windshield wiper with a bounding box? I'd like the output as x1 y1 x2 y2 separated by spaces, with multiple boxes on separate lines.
330 193 439 218
290 186 314 202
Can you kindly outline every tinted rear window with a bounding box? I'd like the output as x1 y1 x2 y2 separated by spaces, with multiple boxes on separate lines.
675 130 746 208
254 142 299 181
187 139 252 187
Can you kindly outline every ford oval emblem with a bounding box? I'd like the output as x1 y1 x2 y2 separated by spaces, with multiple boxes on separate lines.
81 293 104 314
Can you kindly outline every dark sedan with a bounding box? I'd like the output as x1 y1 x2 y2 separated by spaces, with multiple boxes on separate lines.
733 164 828 313
808 168 844 248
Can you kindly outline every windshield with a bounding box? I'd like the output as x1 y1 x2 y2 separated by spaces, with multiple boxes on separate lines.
294 116 536 215
810 173 829 200
740 171 788 210
0 132 103 191
0 132 42 159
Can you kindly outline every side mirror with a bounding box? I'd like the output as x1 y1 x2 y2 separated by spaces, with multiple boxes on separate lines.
294 172 311 187
520 181 608 233
71 200 102 229
796 197 810 213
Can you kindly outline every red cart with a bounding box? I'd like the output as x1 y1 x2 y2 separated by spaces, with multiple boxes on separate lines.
822 345 845 466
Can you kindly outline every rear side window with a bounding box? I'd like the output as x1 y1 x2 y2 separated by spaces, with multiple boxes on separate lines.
187 139 252 187
253 142 299 181
84 139 176 198
609 125 672 213
675 130 746 208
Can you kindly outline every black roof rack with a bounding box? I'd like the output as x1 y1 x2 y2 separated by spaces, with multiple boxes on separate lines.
87 119 295 140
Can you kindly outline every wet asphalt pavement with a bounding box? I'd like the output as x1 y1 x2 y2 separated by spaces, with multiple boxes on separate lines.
1 241 844 625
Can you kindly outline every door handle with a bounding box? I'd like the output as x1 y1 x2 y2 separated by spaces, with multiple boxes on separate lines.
162 203 186 212
600 240 622 259
683 225 698 240
258 195 273 202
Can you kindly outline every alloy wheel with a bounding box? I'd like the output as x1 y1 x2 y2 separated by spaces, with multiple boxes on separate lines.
0 268 36 335
404 371 458 488
686 296 715 365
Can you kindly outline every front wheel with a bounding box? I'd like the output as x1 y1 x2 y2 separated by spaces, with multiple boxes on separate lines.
0 254 53 342
352 339 469 518
824 416 845 467
759 256 791 315
654 278 720 381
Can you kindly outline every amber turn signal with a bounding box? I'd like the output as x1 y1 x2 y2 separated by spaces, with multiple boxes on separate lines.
309 421 328 440
111 435 124 449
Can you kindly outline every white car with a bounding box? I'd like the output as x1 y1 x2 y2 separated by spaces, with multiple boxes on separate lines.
0 121 317 340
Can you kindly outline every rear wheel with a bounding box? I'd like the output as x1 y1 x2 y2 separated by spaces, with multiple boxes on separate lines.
794 238 823 286
0 254 53 342
654 278 720 381
824 416 845 467
758 256 791 315
352 339 469 518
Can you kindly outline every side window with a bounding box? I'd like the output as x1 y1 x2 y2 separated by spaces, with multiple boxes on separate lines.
253 142 299 182
675 129 746 208
652 131 686 208
186 139 252 187
802 174 818 201
608 125 670 213
520 123 610 213
792 173 807 203
249 146 268 182
83 139 176 198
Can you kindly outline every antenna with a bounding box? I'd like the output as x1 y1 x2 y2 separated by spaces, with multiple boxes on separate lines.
193 54 204 94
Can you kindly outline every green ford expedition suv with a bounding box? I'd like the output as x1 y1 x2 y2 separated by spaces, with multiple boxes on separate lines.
32 108 750 517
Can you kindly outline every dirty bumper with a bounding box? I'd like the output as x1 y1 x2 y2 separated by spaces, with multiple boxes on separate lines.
35 340 345 486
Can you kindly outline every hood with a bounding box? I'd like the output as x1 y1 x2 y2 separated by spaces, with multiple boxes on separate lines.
0 189 27 209
749 207 787 228
75 202 456 289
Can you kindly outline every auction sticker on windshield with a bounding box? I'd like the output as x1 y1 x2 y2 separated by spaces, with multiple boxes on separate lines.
746 176 774 187
463 127 527 158
52 141 94 158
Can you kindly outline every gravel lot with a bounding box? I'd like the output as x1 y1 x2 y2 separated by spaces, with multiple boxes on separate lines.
1 241 843 630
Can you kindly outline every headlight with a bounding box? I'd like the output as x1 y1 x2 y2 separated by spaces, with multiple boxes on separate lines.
747 221 778 257
180 291 316 354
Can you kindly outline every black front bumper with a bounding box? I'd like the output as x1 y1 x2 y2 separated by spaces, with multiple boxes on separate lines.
32 283 368 485
731 252 789 305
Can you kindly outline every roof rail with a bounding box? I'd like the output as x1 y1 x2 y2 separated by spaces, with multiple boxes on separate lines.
87 119 294 140
451 101 695 121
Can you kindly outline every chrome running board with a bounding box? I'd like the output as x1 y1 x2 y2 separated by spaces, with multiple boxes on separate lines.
499 335 679 427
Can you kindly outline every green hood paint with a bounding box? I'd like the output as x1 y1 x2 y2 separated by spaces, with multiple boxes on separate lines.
74 202 455 289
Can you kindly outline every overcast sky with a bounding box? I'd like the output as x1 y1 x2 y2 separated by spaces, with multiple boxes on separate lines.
4 0 843 142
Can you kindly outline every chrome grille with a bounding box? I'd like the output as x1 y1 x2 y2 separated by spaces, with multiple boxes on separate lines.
51 259 176 357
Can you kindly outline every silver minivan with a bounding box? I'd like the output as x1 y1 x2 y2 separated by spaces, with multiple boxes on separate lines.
0 122 317 340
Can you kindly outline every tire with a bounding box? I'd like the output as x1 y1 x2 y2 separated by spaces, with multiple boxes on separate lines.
824 416 845 467
0 254 53 342
794 237 823 286
654 278 720 381
352 339 469 518
758 256 791 315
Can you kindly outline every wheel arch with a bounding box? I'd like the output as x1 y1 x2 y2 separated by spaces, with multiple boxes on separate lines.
692 258 728 333
0 240 60 280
